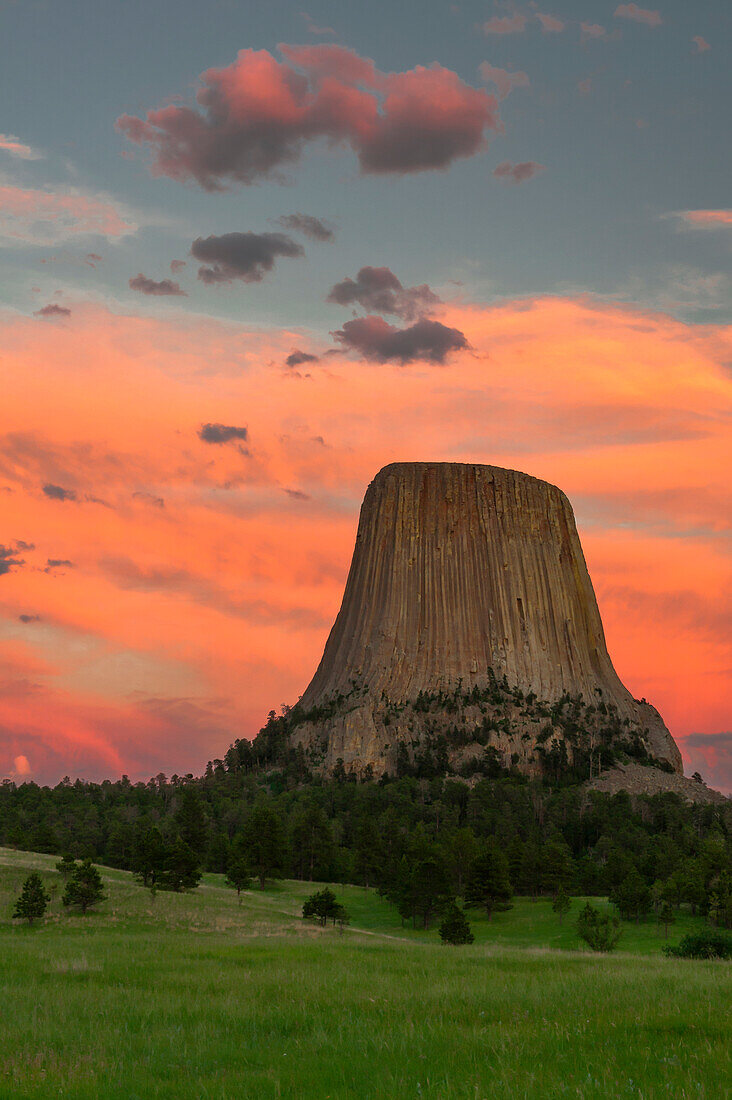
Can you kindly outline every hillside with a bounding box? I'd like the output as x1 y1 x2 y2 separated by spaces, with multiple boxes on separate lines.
2 848 730 1098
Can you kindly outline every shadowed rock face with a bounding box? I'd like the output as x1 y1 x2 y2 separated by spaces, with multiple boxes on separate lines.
294 462 682 777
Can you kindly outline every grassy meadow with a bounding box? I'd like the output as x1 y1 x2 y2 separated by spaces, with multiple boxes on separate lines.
1 847 730 1099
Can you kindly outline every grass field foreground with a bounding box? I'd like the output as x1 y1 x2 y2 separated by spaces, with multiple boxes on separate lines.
2 848 730 1098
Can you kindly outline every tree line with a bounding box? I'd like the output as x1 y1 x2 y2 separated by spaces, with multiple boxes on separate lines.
3 763 730 935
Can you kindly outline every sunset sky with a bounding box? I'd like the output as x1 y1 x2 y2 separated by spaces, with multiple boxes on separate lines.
1 0 730 792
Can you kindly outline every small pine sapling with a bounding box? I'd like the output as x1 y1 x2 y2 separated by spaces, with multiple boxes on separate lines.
13 872 51 926
576 902 622 953
55 855 77 878
225 844 252 903
552 886 571 925
62 859 106 914
439 902 474 945
658 900 675 940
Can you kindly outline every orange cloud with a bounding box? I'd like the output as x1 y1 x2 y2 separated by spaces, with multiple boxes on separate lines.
0 295 729 786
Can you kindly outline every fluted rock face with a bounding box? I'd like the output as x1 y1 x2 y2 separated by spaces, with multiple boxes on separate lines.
293 462 682 777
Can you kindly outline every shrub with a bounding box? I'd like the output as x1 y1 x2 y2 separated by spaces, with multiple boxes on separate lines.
576 902 622 953
663 931 732 960
439 903 474 945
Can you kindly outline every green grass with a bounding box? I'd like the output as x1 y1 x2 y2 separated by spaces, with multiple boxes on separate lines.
1 848 729 1099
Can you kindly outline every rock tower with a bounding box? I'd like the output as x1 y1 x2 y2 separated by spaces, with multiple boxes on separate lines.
289 462 682 778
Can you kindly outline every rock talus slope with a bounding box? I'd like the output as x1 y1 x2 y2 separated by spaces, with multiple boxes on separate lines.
293 462 682 777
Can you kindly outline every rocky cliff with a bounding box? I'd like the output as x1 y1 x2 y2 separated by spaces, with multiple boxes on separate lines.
287 462 682 779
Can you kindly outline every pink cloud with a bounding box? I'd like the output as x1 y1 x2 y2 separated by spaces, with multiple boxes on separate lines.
482 14 527 34
692 36 710 53
676 210 732 229
614 4 663 27
2 753 33 782
0 185 136 245
680 733 731 796
14 754 31 776
493 160 546 183
577 78 592 95
301 12 336 36
581 22 606 39
117 45 500 188
0 133 42 161
536 13 564 32
478 62 530 100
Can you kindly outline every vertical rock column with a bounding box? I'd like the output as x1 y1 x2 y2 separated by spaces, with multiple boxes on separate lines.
297 462 682 774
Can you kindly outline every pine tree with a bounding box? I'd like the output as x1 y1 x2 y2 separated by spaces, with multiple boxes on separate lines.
13 872 50 925
225 838 251 902
439 902 474 945
394 852 452 930
464 841 512 920
240 799 285 889
207 833 230 874
552 885 571 925
62 859 106 914
55 854 77 878
158 837 202 892
302 888 349 927
541 839 575 895
289 804 333 881
131 825 166 888
610 868 652 922
658 900 675 939
175 787 207 858
353 818 381 890
444 828 478 896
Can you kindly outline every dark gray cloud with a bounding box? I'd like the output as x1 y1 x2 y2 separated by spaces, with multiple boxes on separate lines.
285 349 319 368
333 316 469 364
275 213 335 241
284 488 311 501
327 265 440 321
45 559 74 570
18 614 41 623
133 491 165 508
129 273 186 296
198 423 249 444
34 304 71 318
492 160 546 184
191 232 304 285
0 541 33 576
42 483 77 501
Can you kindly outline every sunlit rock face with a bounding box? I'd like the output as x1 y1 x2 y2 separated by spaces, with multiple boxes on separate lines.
292 462 682 778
